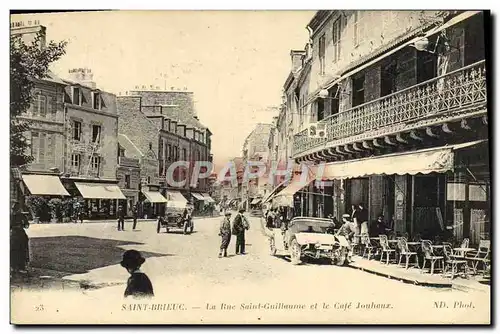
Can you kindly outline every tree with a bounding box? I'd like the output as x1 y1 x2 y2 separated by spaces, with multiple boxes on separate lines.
10 33 67 167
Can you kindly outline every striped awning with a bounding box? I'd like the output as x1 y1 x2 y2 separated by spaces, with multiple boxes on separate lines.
22 174 70 196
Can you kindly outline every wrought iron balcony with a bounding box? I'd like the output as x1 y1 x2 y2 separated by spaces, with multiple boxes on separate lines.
293 60 487 157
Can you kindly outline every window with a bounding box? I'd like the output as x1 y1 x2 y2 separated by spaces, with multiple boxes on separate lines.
182 148 187 161
71 153 81 169
72 120 82 141
34 94 47 116
92 125 101 144
147 176 151 184
318 34 326 75
125 174 131 189
92 92 101 110
72 87 81 105
353 11 364 47
118 147 125 157
149 142 153 150
352 74 365 107
317 99 325 121
91 156 100 172
167 144 172 161
332 17 342 63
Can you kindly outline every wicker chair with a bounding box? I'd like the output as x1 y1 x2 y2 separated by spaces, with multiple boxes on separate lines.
443 244 468 278
379 235 396 265
361 234 376 260
465 240 490 275
421 240 444 275
397 237 419 269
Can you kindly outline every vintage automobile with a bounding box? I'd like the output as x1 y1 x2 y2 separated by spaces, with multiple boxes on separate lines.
157 205 194 234
268 216 348 266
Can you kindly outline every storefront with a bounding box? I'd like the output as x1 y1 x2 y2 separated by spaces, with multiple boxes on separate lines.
316 140 488 243
141 185 167 219
73 181 127 219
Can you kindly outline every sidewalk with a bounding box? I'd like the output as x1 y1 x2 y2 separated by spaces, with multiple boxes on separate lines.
348 256 452 287
30 215 220 225
349 256 491 293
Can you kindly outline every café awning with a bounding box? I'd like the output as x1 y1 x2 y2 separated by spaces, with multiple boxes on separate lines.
271 176 312 208
201 193 215 203
22 174 70 196
166 191 188 209
75 182 126 199
191 193 205 201
142 191 167 203
321 141 486 180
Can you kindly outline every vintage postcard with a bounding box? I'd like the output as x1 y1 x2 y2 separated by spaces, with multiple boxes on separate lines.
10 10 491 325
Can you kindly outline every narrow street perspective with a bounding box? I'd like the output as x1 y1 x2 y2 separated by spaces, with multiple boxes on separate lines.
9 9 491 325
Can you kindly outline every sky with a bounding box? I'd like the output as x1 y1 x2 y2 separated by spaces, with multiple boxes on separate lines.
11 10 314 168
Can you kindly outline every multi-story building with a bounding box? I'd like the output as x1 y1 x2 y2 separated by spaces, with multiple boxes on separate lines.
117 87 214 216
241 123 274 208
279 10 488 245
12 22 127 219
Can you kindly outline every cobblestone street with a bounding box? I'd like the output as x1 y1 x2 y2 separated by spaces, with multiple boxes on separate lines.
11 214 490 324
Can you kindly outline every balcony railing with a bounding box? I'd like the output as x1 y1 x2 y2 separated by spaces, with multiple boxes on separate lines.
293 60 487 156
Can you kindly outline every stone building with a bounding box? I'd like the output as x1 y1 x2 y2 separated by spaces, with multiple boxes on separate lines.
269 10 489 245
11 22 126 220
117 87 214 216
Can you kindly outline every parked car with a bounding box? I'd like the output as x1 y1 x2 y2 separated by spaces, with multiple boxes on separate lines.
268 216 348 266
157 206 194 234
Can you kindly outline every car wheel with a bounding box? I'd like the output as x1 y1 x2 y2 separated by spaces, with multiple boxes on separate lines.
269 238 277 256
290 240 301 265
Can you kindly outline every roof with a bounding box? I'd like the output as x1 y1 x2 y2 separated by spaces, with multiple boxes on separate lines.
118 134 143 158
307 10 334 34
160 105 207 130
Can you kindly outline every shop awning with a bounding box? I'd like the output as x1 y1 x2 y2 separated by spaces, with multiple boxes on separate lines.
22 174 70 196
201 193 215 203
251 198 262 205
321 141 486 180
166 191 188 209
142 191 167 203
191 193 205 201
75 182 126 199
271 176 312 208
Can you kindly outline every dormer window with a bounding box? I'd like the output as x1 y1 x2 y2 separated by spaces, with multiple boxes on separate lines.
92 91 101 110
72 87 81 105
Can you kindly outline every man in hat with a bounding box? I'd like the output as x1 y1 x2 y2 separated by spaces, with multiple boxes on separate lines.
117 204 125 231
218 211 232 258
121 249 154 298
232 206 249 255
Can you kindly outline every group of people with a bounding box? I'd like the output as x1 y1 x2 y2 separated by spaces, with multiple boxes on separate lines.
264 207 288 230
218 207 250 258
117 203 139 231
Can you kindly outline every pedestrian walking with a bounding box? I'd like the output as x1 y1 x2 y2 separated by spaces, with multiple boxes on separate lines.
335 214 357 263
218 211 232 258
132 204 138 230
120 249 154 299
117 204 125 231
232 207 249 255
10 201 29 273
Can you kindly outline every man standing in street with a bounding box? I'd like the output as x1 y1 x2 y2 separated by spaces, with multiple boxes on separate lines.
218 211 232 258
232 207 249 255
117 204 125 231
132 203 138 230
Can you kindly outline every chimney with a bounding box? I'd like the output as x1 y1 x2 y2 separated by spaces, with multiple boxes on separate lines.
68 68 96 89
10 20 46 49
290 50 306 72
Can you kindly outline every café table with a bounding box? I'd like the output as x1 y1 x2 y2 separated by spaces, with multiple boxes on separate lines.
453 247 476 258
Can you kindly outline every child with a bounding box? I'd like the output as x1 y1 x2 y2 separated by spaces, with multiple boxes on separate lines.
120 250 154 299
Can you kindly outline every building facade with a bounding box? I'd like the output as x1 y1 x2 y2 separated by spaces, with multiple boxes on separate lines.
285 10 488 245
117 88 213 216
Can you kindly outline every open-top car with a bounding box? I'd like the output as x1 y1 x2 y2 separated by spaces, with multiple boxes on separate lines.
268 216 348 266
